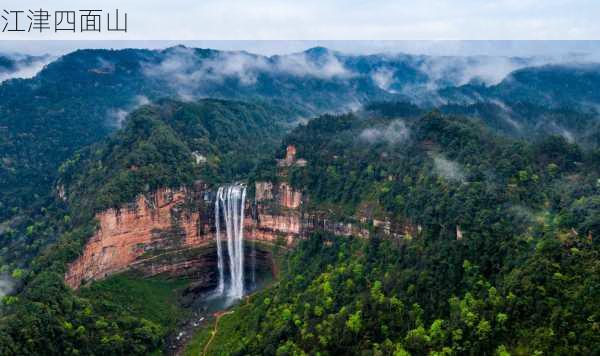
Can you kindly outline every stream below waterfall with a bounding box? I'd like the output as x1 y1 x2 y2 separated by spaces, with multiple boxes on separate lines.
166 183 271 355
165 269 274 355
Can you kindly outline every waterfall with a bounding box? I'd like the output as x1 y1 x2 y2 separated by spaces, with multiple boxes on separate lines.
214 187 225 295
215 184 247 299
251 237 256 288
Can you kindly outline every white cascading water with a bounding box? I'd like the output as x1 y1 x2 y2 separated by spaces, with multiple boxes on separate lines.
215 184 247 299
214 187 225 295
251 237 256 288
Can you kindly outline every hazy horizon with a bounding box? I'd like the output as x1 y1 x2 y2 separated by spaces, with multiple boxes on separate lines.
3 40 600 59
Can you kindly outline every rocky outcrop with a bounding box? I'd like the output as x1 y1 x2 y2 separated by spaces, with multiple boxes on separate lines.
276 144 307 168
255 181 302 209
255 182 274 201
253 157 414 242
279 182 302 209
246 211 302 246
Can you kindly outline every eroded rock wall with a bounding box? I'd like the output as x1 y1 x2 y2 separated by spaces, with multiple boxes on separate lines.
64 187 215 288
65 148 414 289
64 183 303 289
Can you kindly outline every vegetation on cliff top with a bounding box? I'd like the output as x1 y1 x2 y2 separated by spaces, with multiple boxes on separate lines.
60 98 290 216
1 101 600 354
2 46 600 355
0 98 292 355
191 106 600 355
0 98 292 269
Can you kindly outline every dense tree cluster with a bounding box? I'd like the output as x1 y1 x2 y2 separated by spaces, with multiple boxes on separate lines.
199 230 598 355
0 99 290 355
2 45 600 355
1 92 599 355
197 107 600 355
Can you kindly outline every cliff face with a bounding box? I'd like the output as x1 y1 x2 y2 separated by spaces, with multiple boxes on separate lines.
64 146 416 289
255 181 302 209
64 187 215 288
252 178 303 245
252 182 415 240
64 183 303 289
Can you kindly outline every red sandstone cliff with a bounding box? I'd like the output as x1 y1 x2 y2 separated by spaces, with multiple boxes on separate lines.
64 147 415 289
64 188 214 288
255 181 302 209
64 185 303 289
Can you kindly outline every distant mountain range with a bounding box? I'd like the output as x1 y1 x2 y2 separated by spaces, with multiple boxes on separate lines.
0 53 53 83
2 45 600 222
441 63 600 108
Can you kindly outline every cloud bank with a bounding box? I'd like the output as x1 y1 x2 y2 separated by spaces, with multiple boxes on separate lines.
143 46 353 99
0 54 54 83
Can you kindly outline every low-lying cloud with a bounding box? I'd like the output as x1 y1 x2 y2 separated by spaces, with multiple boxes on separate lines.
367 54 549 103
0 54 54 83
417 56 533 88
274 51 352 79
416 53 600 90
371 67 397 93
433 155 466 182
547 121 575 143
360 120 410 145
489 99 523 131
0 275 14 298
107 95 151 128
143 46 354 99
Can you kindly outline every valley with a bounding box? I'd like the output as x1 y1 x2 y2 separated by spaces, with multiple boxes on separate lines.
0 45 599 355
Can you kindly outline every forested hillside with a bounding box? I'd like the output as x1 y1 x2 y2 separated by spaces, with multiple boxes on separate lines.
1 98 599 355
1 98 291 266
194 107 600 355
1 46 600 355
0 98 295 355
440 63 600 109
3 47 600 225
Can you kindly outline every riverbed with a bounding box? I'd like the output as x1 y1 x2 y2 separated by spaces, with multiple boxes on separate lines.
165 271 274 355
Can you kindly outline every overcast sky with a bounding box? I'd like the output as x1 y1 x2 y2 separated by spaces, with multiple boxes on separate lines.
2 40 600 59
0 0 598 40
1 1 599 57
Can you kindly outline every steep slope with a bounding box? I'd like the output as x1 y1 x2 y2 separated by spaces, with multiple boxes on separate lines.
0 98 294 355
0 98 291 268
4 47 600 224
440 63 600 110
191 109 600 355
0 49 158 221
